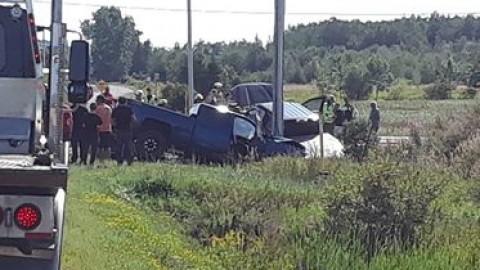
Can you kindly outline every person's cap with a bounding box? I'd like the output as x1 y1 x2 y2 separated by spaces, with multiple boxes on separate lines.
214 82 223 88
137 90 144 95
195 93 204 100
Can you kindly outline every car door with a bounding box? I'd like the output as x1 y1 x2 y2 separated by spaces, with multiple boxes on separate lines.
191 105 234 156
302 97 324 113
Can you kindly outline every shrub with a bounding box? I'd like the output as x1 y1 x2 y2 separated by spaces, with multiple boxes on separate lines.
425 81 452 100
323 163 446 262
426 106 480 167
162 83 187 112
460 87 478 99
341 119 378 161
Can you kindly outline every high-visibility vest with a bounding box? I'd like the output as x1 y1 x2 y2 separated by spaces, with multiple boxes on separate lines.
323 104 334 123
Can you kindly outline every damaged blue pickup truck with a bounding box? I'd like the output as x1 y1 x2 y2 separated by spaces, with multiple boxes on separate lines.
127 100 305 163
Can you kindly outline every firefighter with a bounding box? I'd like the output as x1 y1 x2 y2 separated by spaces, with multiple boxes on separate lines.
343 97 356 122
135 90 145 102
146 88 156 104
194 93 204 104
322 96 335 134
206 82 225 105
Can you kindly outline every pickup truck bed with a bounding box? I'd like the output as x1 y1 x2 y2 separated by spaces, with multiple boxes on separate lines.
0 155 67 189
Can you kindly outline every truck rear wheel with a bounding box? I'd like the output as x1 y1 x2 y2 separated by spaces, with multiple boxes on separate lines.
136 131 167 162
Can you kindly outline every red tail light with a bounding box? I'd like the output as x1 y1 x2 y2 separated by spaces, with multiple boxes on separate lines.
14 204 41 231
28 14 41 64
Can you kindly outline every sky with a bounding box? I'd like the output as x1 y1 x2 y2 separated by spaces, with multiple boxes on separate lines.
31 0 480 48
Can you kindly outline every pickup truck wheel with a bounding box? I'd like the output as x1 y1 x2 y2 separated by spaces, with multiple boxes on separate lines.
136 131 167 162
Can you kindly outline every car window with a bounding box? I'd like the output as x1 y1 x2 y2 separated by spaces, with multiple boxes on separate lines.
0 24 5 70
302 98 322 112
233 117 255 140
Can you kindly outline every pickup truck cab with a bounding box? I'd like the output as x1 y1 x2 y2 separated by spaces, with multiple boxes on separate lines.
128 100 305 163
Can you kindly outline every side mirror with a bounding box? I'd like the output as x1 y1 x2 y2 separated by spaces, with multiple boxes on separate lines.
68 40 90 104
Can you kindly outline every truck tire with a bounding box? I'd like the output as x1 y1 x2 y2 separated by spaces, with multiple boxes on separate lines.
136 131 167 162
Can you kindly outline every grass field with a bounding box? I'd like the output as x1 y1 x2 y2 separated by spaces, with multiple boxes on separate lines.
283 85 479 136
63 158 480 270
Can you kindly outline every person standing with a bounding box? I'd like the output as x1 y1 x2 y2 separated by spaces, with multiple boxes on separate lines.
369 101 381 134
70 103 88 164
194 93 204 104
103 86 116 107
146 88 156 104
112 97 135 165
95 95 113 164
81 103 103 166
333 103 346 138
62 103 73 142
135 90 145 102
322 96 335 134
343 98 356 122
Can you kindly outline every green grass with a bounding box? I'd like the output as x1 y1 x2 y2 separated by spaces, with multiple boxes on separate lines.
63 159 480 269
63 165 223 270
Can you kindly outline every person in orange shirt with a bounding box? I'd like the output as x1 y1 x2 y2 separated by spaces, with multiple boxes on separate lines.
95 95 113 164
103 86 117 108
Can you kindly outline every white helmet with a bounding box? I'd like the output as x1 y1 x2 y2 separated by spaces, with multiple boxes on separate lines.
214 82 223 88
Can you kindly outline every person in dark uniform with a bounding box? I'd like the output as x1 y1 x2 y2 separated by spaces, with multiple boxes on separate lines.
112 97 135 165
333 103 346 138
80 103 103 166
70 103 88 164
343 97 356 122
369 101 381 134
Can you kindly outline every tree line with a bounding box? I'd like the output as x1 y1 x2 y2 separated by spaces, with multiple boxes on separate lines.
81 7 480 99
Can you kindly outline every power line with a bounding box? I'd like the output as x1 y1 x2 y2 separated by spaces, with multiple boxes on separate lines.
33 0 480 17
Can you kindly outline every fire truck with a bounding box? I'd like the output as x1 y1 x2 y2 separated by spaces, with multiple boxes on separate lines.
0 0 89 269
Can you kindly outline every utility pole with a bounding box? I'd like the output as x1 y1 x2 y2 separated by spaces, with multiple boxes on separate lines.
187 0 194 113
272 0 285 136
48 0 66 163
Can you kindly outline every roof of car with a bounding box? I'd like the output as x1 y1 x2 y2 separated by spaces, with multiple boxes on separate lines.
257 102 319 121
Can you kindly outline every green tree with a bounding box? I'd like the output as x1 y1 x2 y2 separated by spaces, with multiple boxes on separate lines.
366 55 394 98
131 40 152 76
81 6 140 81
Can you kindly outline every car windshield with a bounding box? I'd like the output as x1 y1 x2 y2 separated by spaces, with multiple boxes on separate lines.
233 117 255 140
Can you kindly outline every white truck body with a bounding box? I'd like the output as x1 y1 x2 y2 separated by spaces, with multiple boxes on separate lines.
0 1 70 269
